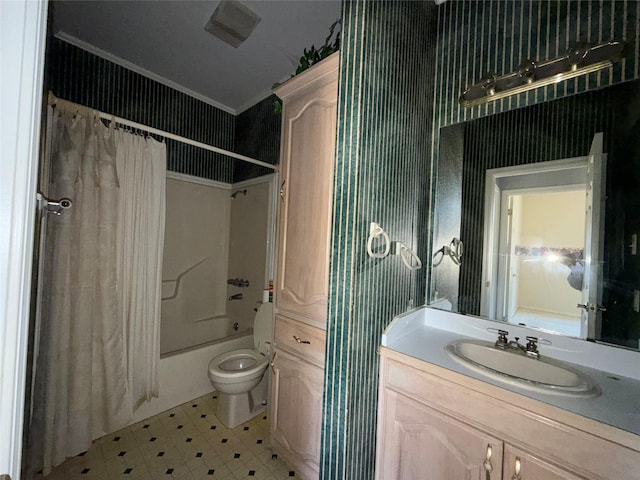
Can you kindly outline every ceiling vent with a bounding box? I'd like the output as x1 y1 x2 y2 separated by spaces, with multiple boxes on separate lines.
204 0 261 48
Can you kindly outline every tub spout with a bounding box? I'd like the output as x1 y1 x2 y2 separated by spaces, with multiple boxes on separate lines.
228 293 243 301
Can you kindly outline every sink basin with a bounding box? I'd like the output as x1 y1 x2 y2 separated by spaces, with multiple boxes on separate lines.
446 340 600 398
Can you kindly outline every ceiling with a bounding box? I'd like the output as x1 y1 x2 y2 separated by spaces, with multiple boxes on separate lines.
52 1 343 114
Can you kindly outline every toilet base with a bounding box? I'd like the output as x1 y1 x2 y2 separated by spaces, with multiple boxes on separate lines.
216 373 269 429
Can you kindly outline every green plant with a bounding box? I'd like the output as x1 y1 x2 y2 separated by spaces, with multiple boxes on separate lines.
273 19 341 114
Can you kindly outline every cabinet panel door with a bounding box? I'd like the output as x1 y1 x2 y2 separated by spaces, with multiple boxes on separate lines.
377 389 504 480
270 348 324 480
504 445 586 480
276 75 337 325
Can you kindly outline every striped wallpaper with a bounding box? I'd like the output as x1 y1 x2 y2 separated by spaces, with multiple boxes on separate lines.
234 95 281 183
321 1 640 479
433 0 639 128
46 38 279 183
321 1 436 479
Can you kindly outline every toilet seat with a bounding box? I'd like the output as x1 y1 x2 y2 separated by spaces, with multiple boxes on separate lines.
208 349 268 384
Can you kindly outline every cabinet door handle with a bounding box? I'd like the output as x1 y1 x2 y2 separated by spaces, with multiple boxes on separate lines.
270 351 277 374
293 335 311 344
482 444 493 479
279 180 286 200
511 457 522 480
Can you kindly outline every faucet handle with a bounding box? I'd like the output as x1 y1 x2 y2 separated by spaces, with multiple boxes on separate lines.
495 329 509 349
525 336 539 357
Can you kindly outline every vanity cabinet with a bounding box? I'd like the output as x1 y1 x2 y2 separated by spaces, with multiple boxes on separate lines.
378 387 504 479
376 348 640 480
270 53 339 480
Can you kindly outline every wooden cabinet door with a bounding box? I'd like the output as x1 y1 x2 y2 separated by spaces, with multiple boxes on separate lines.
504 445 586 480
376 388 504 480
275 55 338 327
270 348 324 480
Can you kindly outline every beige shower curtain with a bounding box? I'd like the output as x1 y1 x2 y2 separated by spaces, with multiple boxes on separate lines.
30 106 166 475
115 130 166 409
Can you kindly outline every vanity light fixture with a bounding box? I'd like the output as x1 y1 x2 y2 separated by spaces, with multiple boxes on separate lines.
459 40 625 108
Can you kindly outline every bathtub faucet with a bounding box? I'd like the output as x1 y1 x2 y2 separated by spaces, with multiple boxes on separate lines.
228 293 243 301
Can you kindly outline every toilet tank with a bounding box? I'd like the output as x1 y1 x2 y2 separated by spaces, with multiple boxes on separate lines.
254 302 274 355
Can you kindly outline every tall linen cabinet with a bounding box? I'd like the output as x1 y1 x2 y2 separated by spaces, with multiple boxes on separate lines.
270 53 339 479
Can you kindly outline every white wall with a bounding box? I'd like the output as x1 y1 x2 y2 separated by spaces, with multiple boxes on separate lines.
0 1 48 477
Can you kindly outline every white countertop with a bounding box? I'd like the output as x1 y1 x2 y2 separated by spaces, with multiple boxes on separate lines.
382 306 640 436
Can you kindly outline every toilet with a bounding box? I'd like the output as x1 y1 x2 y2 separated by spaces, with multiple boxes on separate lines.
208 302 273 428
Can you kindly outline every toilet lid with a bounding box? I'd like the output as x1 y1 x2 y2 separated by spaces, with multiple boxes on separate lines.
254 302 273 354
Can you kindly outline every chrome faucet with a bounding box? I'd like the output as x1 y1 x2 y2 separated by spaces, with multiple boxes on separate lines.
507 336 527 354
494 330 540 359
228 293 243 301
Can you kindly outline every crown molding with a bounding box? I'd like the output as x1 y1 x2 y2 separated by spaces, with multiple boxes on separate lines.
54 31 237 115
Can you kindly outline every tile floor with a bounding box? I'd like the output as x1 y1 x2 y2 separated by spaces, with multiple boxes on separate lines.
35 393 296 480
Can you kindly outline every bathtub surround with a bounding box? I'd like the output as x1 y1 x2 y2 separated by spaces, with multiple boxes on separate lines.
226 179 272 329
161 178 232 355
161 175 273 355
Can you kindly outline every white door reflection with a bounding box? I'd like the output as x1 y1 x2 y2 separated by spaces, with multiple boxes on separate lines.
499 189 586 337
482 133 605 339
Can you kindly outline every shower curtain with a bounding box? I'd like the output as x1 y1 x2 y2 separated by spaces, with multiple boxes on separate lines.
115 130 166 409
29 106 166 475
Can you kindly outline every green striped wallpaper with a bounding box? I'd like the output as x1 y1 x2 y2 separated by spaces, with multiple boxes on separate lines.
321 1 436 478
47 38 279 183
322 1 640 479
434 0 639 129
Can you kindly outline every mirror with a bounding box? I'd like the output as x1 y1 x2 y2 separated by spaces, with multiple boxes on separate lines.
429 78 640 351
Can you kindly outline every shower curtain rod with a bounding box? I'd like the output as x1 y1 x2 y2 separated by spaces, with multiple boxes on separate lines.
47 93 277 171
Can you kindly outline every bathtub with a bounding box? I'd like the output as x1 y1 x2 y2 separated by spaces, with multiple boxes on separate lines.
130 329 253 425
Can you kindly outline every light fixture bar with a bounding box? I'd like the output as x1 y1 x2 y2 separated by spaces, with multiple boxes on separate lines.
459 40 625 108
